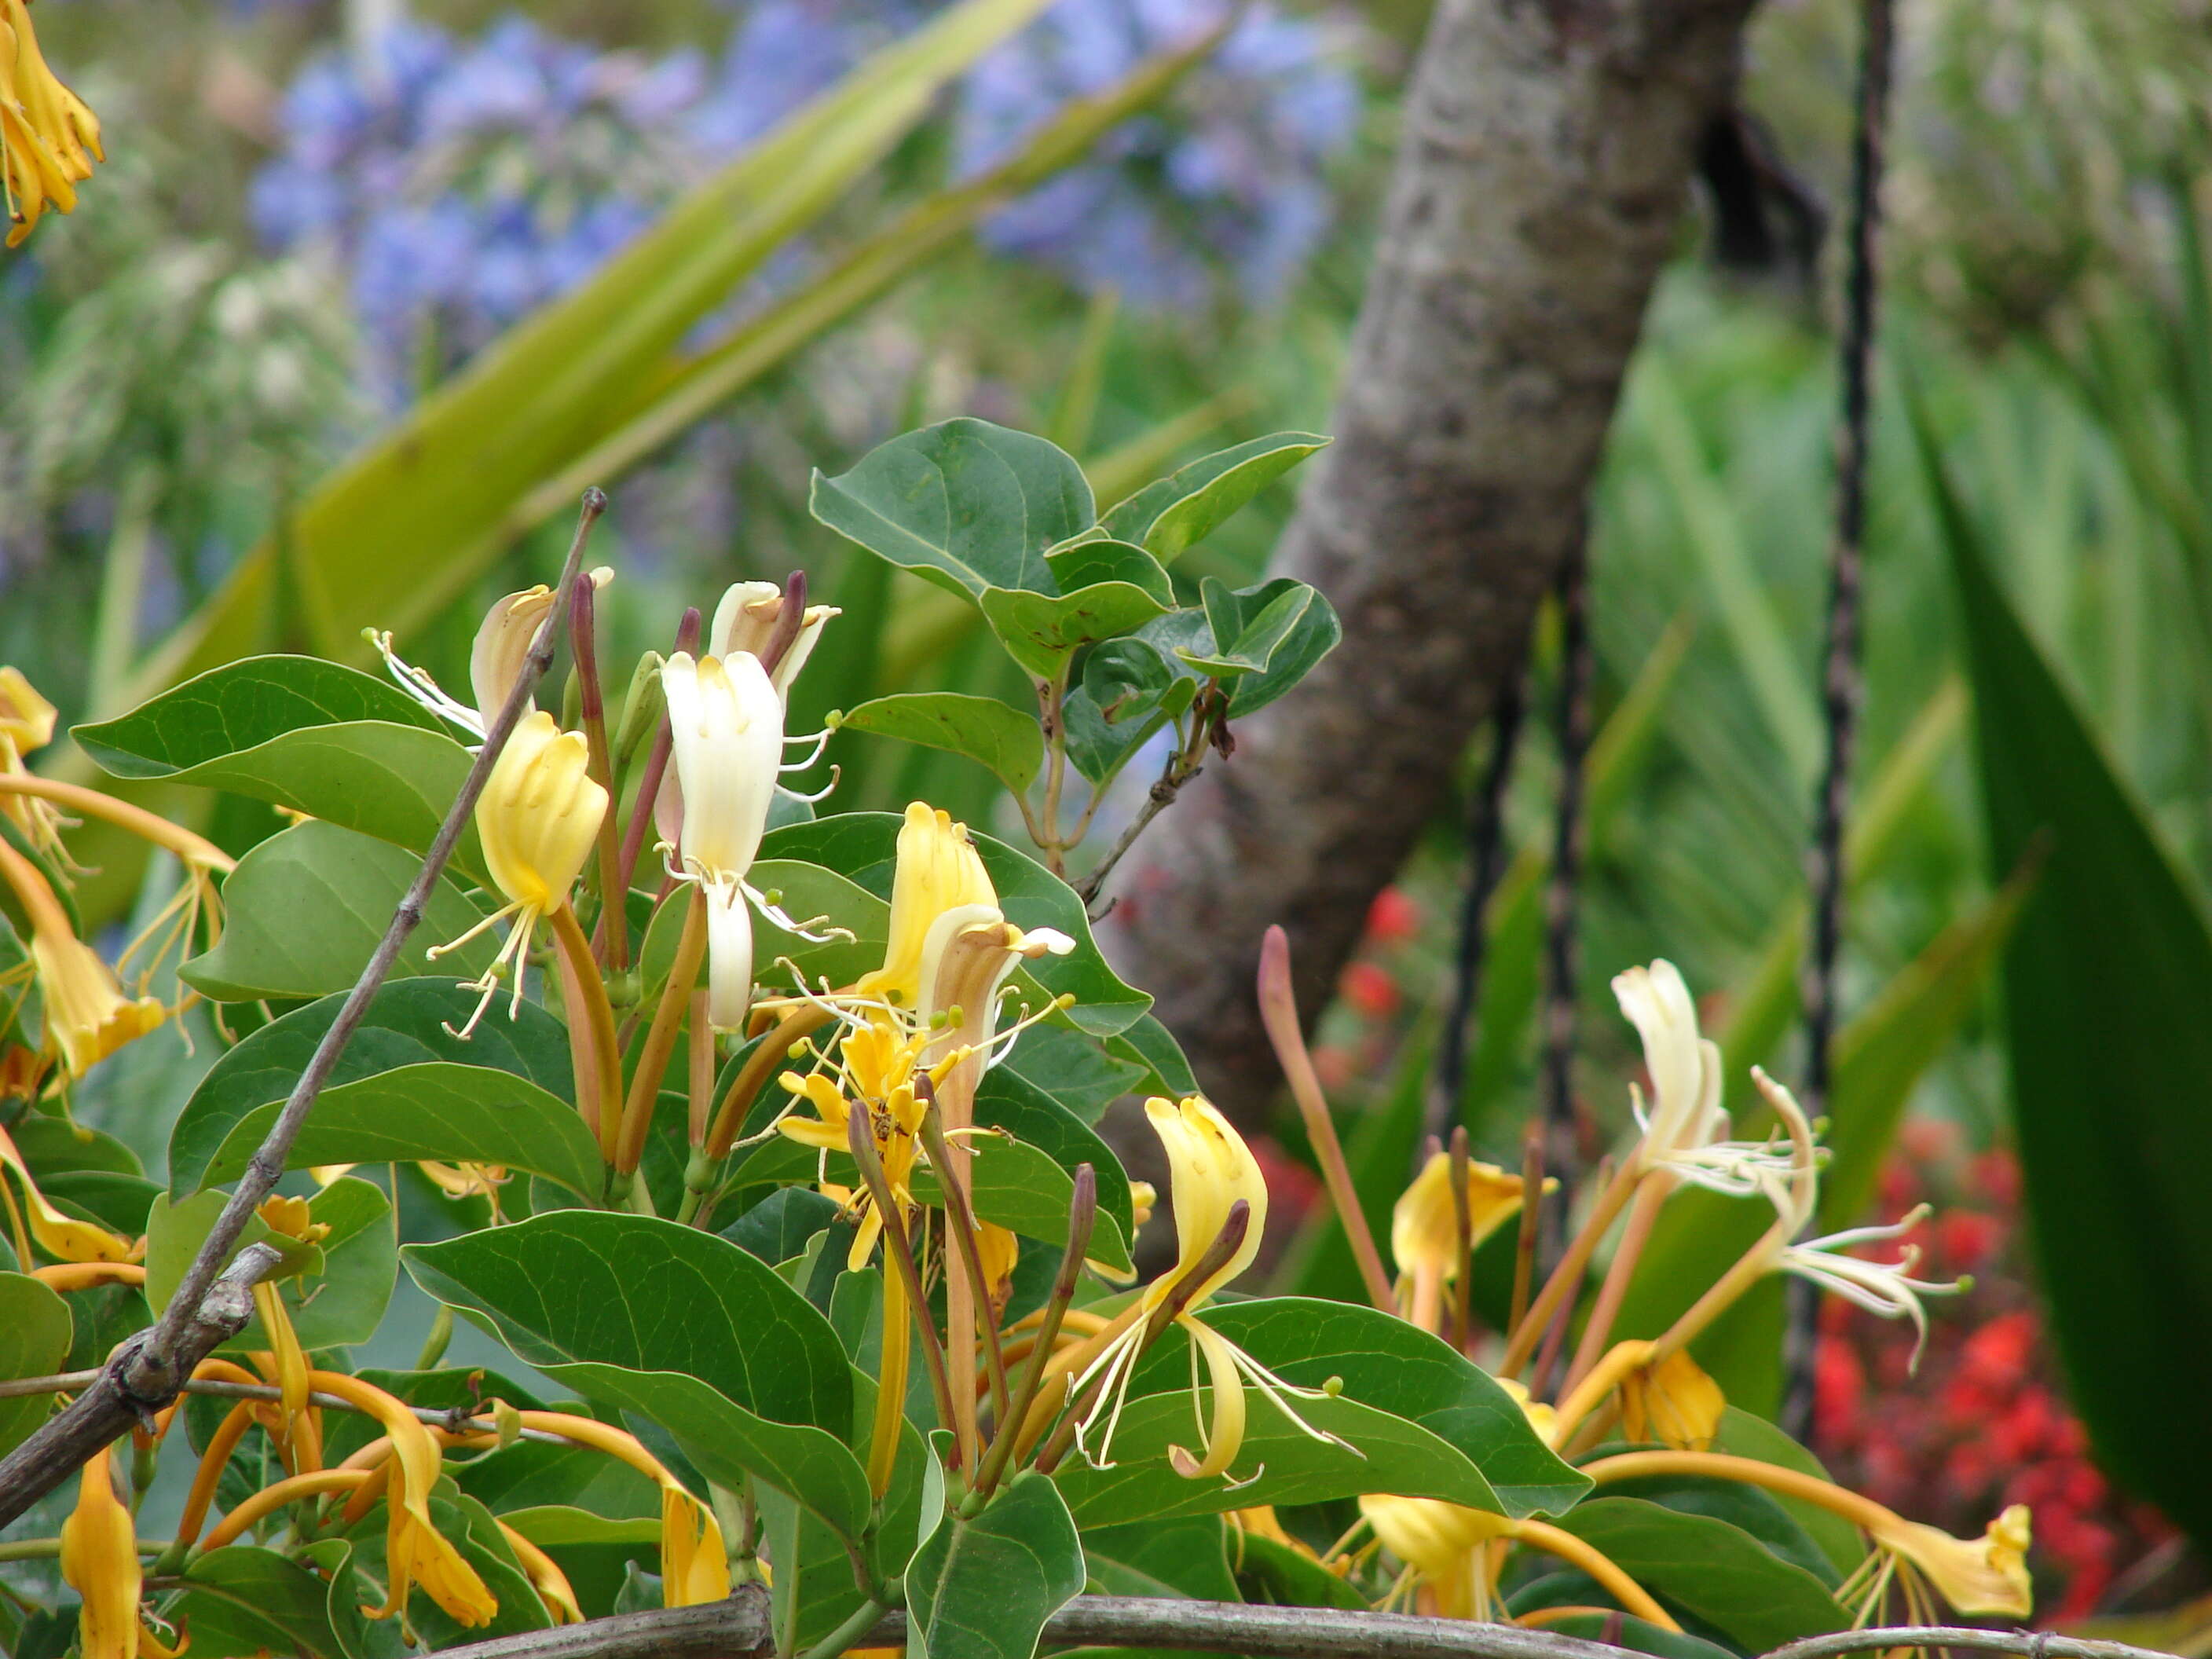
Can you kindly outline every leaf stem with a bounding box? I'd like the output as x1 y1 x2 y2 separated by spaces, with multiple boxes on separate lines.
615 887 709 1177
705 1005 833 1159
797 1597 887 1659
1563 1171 1668 1390
847 1106 960 1474
1256 926 1395 1312
1499 1153 1641 1379
971 1164 1092 1506
914 1078 1009 1433
572 572 628 972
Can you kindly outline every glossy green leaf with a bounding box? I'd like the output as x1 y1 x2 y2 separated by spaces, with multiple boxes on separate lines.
405 1212 874 1541
181 819 496 1002
39 1170 159 1237
908 1471 1086 1659
191 1062 603 1202
1190 577 1317 676
1098 432 1328 562
979 581 1174 679
1231 1531 1368 1610
758 813 1149 1036
1044 537 1174 603
975 1066 1134 1235
1002 1024 1148 1123
1060 682 1176 789
1547 1497 1848 1647
836 693 1044 797
75 655 449 773
0 1273 71 1456
170 979 572 1195
12 1116 142 1177
1101 1013 1198 1099
723 1187 842 1265
1708 1408 1866 1579
1926 391 2212 1551
811 419 1093 601
1588 1471 1842 1588
174 1545 348 1659
147 1176 395 1350
913 1133 1131 1275
1080 1516 1237 1601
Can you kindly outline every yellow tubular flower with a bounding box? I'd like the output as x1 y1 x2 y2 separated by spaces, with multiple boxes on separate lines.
661 650 783 1029
429 711 606 1037
0 0 103 248
496 1522 584 1624
514 1412 730 1608
709 579 840 701
865 804 997 1006
60 1446 141 1659
0 836 167 1080
251 1280 313 1432
310 1372 499 1628
776 1016 928 1269
0 665 64 856
0 1120 133 1262
1390 1151 1545 1334
1617 1346 1725 1452
470 572 610 731
1361 1493 1514 1619
1072 1097 1343 1482
1872 1506 2033 1621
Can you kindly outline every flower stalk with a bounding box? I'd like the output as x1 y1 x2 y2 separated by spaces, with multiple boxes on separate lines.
569 571 628 972
972 1163 1093 1506
847 1101 961 1475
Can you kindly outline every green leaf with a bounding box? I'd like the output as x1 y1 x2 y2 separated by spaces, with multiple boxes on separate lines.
836 694 1045 796
169 979 573 1196
11 1116 143 1177
174 1545 349 1659
39 1170 159 1237
1925 390 2212 1553
75 655 449 773
76 657 474 863
811 419 1093 601
907 1471 1086 1659
1060 682 1174 790
1189 577 1316 676
912 1133 1131 1276
1231 1531 1368 1610
0 1273 71 1456
181 820 496 1002
1536 1614 1736 1659
974 1066 1134 1235
1080 1516 1237 1601
1044 537 1174 604
1546 1497 1848 1648
189 1062 604 1203
1002 1024 1148 1123
405 1212 874 1542
146 1176 396 1350
758 812 1149 1037
723 1187 842 1265
1101 1014 1198 1099
978 582 1174 679
1098 433 1328 562
1588 1471 1843 1588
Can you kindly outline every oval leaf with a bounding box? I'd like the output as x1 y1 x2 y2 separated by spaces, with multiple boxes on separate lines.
835 693 1044 796
1099 432 1328 562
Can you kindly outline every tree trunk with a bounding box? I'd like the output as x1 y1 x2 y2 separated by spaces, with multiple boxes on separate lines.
1101 0 1757 1126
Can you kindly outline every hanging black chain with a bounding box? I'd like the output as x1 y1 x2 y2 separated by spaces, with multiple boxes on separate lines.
1785 0 1899 1441
1424 678 1527 1158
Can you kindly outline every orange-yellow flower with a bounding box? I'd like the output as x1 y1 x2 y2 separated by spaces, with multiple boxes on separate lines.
0 0 102 247
60 1447 144 1659
0 836 167 1080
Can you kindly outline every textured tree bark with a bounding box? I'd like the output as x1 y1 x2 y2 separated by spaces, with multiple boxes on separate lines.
1101 0 1759 1126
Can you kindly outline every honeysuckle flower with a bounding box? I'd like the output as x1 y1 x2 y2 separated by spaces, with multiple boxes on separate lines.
372 570 613 742
862 802 999 1007
1390 1150 1546 1334
1616 1347 1725 1452
710 579 840 701
1071 1096 1345 1482
0 665 65 857
1749 1070 1961 1365
1358 1493 1514 1619
776 1016 933 1270
497 1522 584 1624
428 711 606 1037
0 1120 134 1263
1614 961 1807 1196
0 836 167 1080
313 1371 500 1627
60 1446 151 1659
662 650 785 1028
1862 1504 2033 1621
0 0 102 247
513 1410 730 1608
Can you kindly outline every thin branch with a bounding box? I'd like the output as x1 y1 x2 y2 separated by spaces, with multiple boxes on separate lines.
1538 537 1594 1267
0 1369 560 1442
431 1595 2174 1659
0 490 606 1529
0 1243 283 1527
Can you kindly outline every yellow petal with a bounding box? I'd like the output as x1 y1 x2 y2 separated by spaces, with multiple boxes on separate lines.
61 1445 140 1659
1143 1096 1266 1310
475 712 606 916
1168 1317 1247 1481
1390 1151 1541 1280
497 1522 584 1624
869 803 996 1005
1873 1505 2034 1620
0 667 57 753
0 1122 134 1263
1618 1349 1726 1452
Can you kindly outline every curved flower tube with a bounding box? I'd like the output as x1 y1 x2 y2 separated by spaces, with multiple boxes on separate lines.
710 579 840 701
0 836 167 1081
1390 1150 1544 1334
60 1446 153 1659
0 1119 134 1262
372 571 613 742
512 1410 731 1608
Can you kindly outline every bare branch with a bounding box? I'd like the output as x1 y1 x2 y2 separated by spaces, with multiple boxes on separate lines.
0 490 607 1527
432 1595 2183 1659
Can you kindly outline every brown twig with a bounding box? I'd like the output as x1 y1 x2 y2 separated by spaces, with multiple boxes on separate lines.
0 490 606 1529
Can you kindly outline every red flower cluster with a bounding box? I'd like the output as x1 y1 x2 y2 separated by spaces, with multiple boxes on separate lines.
1812 1121 2172 1623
